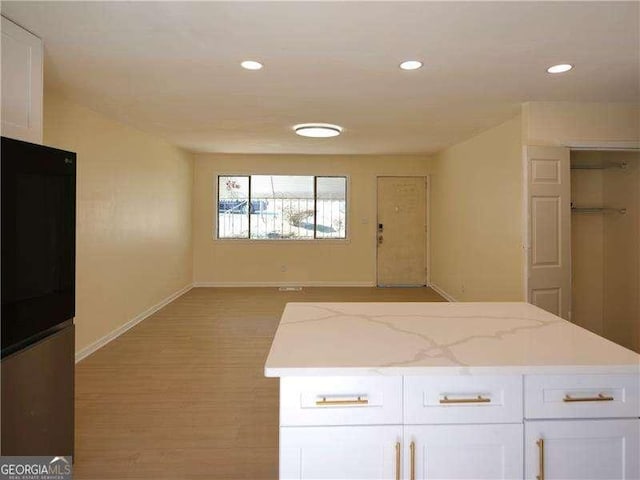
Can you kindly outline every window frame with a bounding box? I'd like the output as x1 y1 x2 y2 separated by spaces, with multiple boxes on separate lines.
214 174 349 242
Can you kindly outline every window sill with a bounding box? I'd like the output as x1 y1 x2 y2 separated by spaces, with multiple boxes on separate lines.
211 236 351 245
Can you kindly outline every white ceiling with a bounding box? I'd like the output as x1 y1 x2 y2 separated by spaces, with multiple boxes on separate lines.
2 1 639 155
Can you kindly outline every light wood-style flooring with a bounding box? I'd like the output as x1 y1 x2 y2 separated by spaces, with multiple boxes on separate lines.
74 287 444 479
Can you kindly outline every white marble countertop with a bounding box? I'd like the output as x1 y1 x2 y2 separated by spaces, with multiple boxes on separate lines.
264 302 640 377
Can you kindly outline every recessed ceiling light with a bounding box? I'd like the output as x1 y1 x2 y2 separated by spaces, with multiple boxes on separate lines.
547 64 573 74
241 60 263 70
294 123 343 138
399 60 423 71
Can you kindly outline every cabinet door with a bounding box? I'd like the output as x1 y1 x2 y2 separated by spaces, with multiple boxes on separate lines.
405 424 523 480
1 16 43 144
525 419 639 480
280 425 402 480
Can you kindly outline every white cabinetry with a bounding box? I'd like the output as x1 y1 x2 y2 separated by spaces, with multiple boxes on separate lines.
280 425 402 480
278 374 640 480
524 374 639 419
280 376 402 426
524 419 639 480
1 16 43 144
279 376 525 480
404 375 522 424
405 424 523 480
524 374 640 480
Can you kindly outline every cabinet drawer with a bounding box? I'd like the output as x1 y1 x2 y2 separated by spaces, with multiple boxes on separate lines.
280 376 402 426
525 374 639 419
404 375 523 424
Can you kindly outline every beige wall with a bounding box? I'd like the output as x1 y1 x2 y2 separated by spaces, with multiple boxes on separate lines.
523 102 640 148
43 89 194 355
430 115 523 301
192 154 431 285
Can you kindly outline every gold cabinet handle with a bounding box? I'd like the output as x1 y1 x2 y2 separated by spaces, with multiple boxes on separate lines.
410 441 416 480
439 395 491 404
563 393 614 403
536 439 544 480
315 395 368 406
395 442 401 480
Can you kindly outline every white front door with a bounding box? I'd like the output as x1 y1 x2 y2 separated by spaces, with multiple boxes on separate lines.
405 424 524 480
376 176 427 287
525 419 640 480
525 146 571 319
280 425 402 480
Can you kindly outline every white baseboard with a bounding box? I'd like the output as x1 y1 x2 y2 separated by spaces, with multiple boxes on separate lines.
75 283 193 363
429 283 457 302
193 281 376 288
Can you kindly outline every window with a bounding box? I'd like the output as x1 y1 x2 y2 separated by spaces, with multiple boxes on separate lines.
217 175 347 240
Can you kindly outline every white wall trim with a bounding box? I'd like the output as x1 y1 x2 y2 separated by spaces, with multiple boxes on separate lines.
193 281 376 288
522 145 530 303
429 283 457 302
566 142 639 151
75 283 194 363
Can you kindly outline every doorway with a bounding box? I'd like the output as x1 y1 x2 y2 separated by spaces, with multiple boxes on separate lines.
570 150 639 352
524 147 640 352
376 176 428 287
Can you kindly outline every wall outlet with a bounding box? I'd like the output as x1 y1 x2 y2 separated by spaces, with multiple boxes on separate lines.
280 265 287 272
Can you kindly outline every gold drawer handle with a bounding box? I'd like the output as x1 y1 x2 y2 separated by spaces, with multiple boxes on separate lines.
395 442 400 480
316 395 368 406
563 393 614 403
536 438 545 480
440 395 491 404
410 441 416 480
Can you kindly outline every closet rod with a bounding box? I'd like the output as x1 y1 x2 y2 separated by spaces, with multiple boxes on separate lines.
571 207 627 215
570 162 627 170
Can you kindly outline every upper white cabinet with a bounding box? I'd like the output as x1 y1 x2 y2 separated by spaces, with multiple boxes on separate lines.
1 16 43 144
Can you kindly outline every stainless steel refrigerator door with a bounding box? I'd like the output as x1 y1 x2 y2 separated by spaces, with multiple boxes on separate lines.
1 323 74 457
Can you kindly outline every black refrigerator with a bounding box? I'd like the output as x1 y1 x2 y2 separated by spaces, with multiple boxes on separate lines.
1 136 76 458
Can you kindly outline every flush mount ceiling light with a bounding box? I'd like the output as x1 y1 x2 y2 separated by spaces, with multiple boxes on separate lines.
547 63 573 74
293 123 343 138
399 60 423 71
241 60 263 70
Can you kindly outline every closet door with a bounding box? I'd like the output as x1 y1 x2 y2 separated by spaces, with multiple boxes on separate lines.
525 146 571 319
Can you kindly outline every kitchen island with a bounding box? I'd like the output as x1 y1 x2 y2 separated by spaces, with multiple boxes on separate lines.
265 302 640 480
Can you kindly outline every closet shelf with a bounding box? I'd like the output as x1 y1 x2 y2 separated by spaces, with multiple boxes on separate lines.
571 206 627 215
